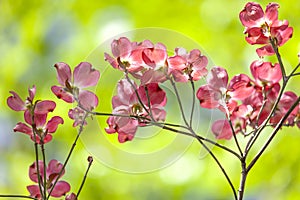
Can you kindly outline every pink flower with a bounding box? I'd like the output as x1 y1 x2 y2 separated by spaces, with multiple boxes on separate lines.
7 85 56 114
197 67 254 114
51 62 100 111
105 79 167 143
250 60 282 86
68 107 87 127
13 111 63 144
239 2 293 56
167 48 208 82
7 86 62 144
211 104 252 140
105 37 168 84
27 159 71 198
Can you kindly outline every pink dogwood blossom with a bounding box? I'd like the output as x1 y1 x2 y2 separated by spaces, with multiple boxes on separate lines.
105 79 167 143
239 2 293 56
13 110 63 144
7 85 56 114
51 62 100 111
250 60 282 86
7 86 62 144
197 66 254 114
27 159 70 199
167 47 208 82
105 37 168 84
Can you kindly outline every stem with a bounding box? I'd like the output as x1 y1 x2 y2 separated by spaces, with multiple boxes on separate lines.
228 117 243 156
31 118 43 199
40 143 47 199
194 136 238 200
169 77 189 127
46 112 89 199
189 79 196 128
0 195 37 199
76 156 93 198
270 38 286 82
247 97 300 172
238 159 247 200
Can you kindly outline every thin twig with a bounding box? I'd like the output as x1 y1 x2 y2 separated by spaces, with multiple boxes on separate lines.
47 112 89 199
0 195 37 199
189 79 196 128
76 156 93 198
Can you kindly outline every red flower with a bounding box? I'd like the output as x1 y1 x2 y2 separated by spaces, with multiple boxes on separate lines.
27 159 70 199
239 2 293 56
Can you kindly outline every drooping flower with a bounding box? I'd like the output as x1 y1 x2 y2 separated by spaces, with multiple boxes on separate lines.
27 159 71 199
167 47 208 82
51 62 100 111
13 110 63 144
239 2 293 56
105 79 167 143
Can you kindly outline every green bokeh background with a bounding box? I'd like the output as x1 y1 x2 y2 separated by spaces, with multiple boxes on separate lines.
0 0 300 199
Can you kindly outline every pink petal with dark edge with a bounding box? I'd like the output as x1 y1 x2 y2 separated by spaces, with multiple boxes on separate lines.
54 62 72 86
7 91 25 111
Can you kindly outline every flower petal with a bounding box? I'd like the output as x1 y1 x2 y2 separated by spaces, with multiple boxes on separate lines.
54 62 72 86
49 181 71 198
35 100 56 115
7 91 25 111
78 90 99 110
211 120 233 140
13 122 32 135
73 62 100 88
46 116 64 133
196 85 221 109
51 85 74 103
27 185 42 198
28 160 44 183
239 2 264 27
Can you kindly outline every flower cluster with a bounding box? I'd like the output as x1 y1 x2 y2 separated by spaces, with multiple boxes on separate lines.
195 2 299 139
239 2 293 57
51 62 100 126
105 37 208 84
7 86 63 144
104 37 208 142
27 159 76 199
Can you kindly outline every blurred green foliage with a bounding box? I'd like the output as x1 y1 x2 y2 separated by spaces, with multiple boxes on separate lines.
0 0 300 199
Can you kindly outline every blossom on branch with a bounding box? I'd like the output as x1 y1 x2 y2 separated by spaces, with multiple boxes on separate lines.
51 62 100 111
7 86 63 144
27 159 71 199
105 79 167 143
167 47 208 82
239 2 293 56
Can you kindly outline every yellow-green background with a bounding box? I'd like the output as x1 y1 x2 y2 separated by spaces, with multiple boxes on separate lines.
0 0 300 199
